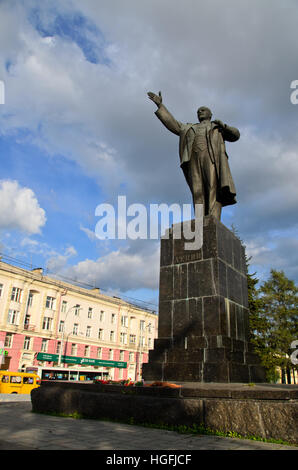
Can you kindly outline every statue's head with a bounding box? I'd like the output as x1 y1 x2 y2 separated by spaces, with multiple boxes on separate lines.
197 106 212 122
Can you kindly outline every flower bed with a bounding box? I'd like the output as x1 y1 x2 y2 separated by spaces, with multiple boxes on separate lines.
94 379 181 388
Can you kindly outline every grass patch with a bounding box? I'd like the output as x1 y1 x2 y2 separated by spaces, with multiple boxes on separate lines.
32 409 83 420
132 421 294 446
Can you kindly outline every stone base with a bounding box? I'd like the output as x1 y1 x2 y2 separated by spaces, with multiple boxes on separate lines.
143 216 267 383
31 382 298 444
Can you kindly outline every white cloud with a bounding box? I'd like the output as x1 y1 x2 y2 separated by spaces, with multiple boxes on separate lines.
20 237 39 247
46 242 160 292
69 247 159 291
65 246 77 257
0 180 46 234
46 245 77 273
245 234 298 285
80 224 97 241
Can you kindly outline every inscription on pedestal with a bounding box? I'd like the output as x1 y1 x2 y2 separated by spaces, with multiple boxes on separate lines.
174 252 202 264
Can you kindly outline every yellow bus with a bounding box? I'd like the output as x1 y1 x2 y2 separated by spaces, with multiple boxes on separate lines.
0 371 40 394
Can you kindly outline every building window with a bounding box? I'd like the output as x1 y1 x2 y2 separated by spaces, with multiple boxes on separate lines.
73 323 78 335
61 300 67 313
4 333 13 348
100 310 105 322
109 349 113 360
23 336 31 350
71 344 77 356
148 323 152 334
46 296 55 309
119 350 124 361
58 320 64 333
98 328 104 340
56 342 61 354
42 317 52 331
84 345 90 357
148 338 152 349
11 287 22 303
24 314 30 329
0 283 3 297
139 336 145 347
140 320 145 331
111 313 116 324
129 352 134 362
97 347 102 359
74 304 80 316
120 332 127 344
121 315 128 327
119 368 123 379
88 307 93 319
7 309 19 325
28 292 34 307
86 326 91 338
129 334 136 344
110 331 115 342
41 339 48 352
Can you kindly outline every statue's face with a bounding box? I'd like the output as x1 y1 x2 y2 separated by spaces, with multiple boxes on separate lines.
197 107 212 122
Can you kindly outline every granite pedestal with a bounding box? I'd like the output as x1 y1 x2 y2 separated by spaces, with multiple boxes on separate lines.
142 215 267 383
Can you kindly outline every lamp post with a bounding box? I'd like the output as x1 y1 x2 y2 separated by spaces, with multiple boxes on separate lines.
58 305 81 366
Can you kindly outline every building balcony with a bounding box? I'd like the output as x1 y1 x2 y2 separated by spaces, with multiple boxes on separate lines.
23 324 36 332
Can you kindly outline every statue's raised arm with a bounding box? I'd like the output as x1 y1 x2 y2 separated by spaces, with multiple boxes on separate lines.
147 91 182 136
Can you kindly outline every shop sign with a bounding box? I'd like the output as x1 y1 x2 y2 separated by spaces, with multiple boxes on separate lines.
0 341 9 365
36 352 127 368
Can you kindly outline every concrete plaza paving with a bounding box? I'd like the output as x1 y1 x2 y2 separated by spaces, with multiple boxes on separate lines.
0 396 297 451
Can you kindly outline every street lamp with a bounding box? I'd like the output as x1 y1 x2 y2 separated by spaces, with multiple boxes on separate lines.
58 305 82 366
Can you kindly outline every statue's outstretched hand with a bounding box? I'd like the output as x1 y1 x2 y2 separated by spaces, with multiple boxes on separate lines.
147 91 162 107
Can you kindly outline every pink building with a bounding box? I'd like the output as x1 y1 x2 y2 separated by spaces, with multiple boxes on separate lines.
0 261 158 381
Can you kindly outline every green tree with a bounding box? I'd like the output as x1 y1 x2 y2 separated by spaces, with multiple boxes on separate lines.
230 230 273 380
246 260 276 381
253 270 298 383
230 226 298 383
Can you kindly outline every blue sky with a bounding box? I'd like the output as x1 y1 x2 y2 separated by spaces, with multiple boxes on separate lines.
0 0 298 310
29 6 110 65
